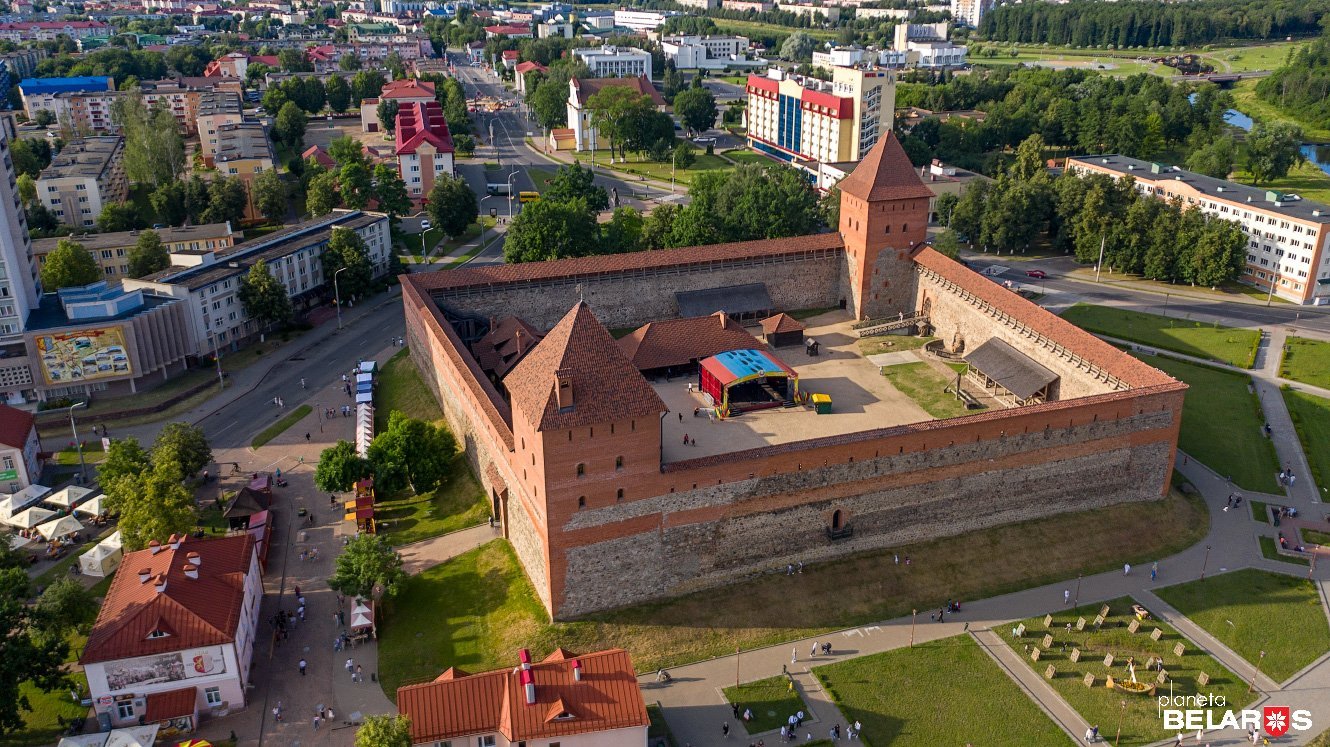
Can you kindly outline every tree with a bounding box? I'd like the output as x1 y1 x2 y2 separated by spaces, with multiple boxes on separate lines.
351 70 386 106
252 169 288 223
586 87 657 162
0 586 72 735
322 227 375 299
152 422 212 477
601 206 644 253
327 534 406 599
373 164 412 217
98 437 150 486
274 101 307 148
427 175 479 238
1185 135 1237 179
278 47 311 72
672 141 695 170
184 175 211 224
934 192 960 227
673 87 718 136
150 181 187 226
641 202 680 250
314 440 371 493
201 177 248 225
326 75 352 113
544 162 609 211
328 136 368 167
681 164 823 244
504 198 601 263
9 138 50 177
366 412 456 494
238 260 292 331
32 109 55 128
339 162 373 210
377 98 400 134
780 31 815 61
340 53 362 72
127 230 169 278
96 202 140 232
306 171 341 217
166 45 211 76
112 94 184 187
39 239 100 290
356 715 412 747
661 62 685 103
104 458 196 551
528 70 570 130
15 174 35 207
34 578 98 634
1245 121 1303 184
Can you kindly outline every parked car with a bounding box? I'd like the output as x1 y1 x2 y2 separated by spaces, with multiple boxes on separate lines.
692 136 716 144
420 219 432 231
1025 269 1048 279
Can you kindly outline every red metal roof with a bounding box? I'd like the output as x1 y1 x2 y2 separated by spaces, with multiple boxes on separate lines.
570 75 666 107
0 404 34 450
144 687 197 722
80 534 256 665
395 100 454 156
379 78 436 101
484 24 532 35
398 649 649 744
801 88 851 119
746 74 778 94
515 61 548 74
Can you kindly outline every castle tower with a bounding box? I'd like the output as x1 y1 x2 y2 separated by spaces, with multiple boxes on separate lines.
836 132 934 320
503 302 666 618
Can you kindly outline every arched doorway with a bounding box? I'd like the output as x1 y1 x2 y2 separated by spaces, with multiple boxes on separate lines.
831 509 843 530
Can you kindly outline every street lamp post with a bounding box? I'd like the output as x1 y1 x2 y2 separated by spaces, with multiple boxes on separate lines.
910 609 917 647
67 401 88 485
1094 235 1106 283
671 150 677 194
1115 700 1127 747
334 266 347 331
1201 544 1211 581
507 170 518 222
209 331 224 392
1251 650 1266 693
1073 573 1082 607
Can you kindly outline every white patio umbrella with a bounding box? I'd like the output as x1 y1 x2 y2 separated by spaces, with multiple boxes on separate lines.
37 515 85 541
6 506 54 529
73 495 104 517
44 486 92 509
8 534 31 550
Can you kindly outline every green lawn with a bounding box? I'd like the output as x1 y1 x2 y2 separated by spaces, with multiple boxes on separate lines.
2 675 89 747
856 335 936 356
376 490 1206 685
1134 355 1281 493
1231 79 1330 143
723 149 770 165
713 18 836 40
1062 304 1260 367
881 362 977 419
816 635 1072 746
250 404 312 448
375 458 489 546
1304 529 1330 546
575 147 733 186
376 348 444 430
1280 337 1330 390
722 675 806 735
1155 569 1330 682
1282 389 1330 493
1251 499 1270 523
53 439 105 466
1259 535 1309 566
997 597 1252 747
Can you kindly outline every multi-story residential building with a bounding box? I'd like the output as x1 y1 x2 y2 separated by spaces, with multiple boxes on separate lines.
514 60 548 94
213 122 274 220
776 2 841 20
892 22 966 67
305 38 432 71
611 9 676 30
675 0 718 9
61 89 125 134
0 404 40 492
855 7 913 19
33 223 238 281
745 66 895 164
1067 155 1330 305
567 75 667 151
662 35 751 69
80 534 264 733
0 118 40 396
394 100 454 200
483 23 533 38
19 76 113 120
0 20 110 42
360 78 435 133
0 49 47 109
37 136 128 229
950 0 990 28
139 78 210 134
572 45 653 80
723 0 772 11
196 91 244 167
538 20 575 38
124 211 393 354
202 52 283 79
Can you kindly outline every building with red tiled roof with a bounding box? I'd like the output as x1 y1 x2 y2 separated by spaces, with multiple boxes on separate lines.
0 403 39 492
514 60 548 95
566 75 666 150
400 133 1187 620
484 23 533 38
397 648 649 746
618 312 764 374
302 144 337 170
361 78 437 133
471 316 544 381
394 100 454 199
759 312 807 347
80 534 263 732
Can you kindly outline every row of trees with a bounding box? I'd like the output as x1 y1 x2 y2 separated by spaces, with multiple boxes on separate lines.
100 423 212 551
1256 29 1330 123
940 136 1246 287
301 137 413 220
979 0 1329 47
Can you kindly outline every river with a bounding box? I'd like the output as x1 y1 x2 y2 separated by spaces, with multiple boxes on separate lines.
1223 108 1330 177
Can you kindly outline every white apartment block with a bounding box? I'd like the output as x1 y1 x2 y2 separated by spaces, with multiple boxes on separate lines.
745 66 895 164
950 0 991 28
674 0 718 8
37 136 128 229
0 119 40 348
662 35 750 69
1068 155 1330 305
776 3 841 21
573 46 653 79
612 9 675 31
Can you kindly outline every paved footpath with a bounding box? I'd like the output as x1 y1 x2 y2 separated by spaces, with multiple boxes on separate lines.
645 452 1330 747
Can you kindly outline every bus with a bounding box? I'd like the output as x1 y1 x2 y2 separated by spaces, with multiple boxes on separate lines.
518 191 540 204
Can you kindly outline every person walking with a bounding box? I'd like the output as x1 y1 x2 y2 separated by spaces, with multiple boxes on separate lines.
305 432 311 442
1124 563 1131 576
273 702 283 722
298 658 307 676
1151 562 1158 582
313 715 321 730
345 658 354 676
1064 589 1070 605
355 663 364 682
721 722 729 738
791 648 797 664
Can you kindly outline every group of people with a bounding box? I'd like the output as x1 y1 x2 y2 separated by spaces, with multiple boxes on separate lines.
1278 467 1298 488
1277 531 1308 553
1222 494 1244 512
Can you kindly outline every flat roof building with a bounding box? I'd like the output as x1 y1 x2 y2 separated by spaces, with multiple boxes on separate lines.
33 223 239 281
572 45 653 80
37 136 128 230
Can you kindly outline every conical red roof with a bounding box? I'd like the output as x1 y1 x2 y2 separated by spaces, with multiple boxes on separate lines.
837 132 935 202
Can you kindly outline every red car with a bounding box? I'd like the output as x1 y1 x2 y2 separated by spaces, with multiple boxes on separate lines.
1025 270 1048 279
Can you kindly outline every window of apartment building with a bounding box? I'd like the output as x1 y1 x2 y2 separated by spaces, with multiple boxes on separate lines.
2 457 14 471
228 168 237 174
103 266 114 275
477 735 496 746
54 209 63 217
100 250 112 259
115 248 125 256
75 183 85 191
78 196 86 203
116 701 134 720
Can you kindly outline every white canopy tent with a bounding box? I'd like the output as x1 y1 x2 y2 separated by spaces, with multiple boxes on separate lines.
44 486 92 509
6 506 54 529
8 534 31 550
37 515 85 541
74 495 105 517
3 484 50 512
349 600 375 632
79 531 122 577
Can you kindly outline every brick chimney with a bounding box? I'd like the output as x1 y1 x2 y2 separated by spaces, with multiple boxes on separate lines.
554 369 574 410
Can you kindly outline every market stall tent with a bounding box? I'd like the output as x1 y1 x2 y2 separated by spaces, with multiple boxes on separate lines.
79 531 122 577
37 514 85 541
6 505 54 528
44 486 93 509
74 495 105 517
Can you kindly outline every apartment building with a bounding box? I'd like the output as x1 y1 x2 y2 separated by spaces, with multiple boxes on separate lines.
723 0 772 11
360 78 435 133
661 35 750 69
139 79 205 134
675 0 718 8
950 0 991 27
612 9 676 31
37 136 128 229
196 91 245 167
33 223 238 280
394 100 454 199
745 66 895 164
0 21 110 42
123 211 393 355
19 76 113 120
0 118 42 399
775 2 840 21
213 122 274 221
0 49 47 108
1067 155 1330 305
572 45 653 80
892 22 966 67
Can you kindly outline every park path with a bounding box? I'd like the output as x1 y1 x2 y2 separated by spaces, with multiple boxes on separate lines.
397 523 501 575
646 450 1330 747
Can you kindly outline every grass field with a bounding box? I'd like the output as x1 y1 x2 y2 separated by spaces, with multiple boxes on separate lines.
577 147 733 186
1259 535 1309 566
250 404 312 448
53 439 105 466
1280 337 1330 390
713 18 836 40
375 348 445 429
1062 304 1260 367
1 633 91 747
856 335 935 356
997 597 1252 747
881 362 976 419
722 675 806 734
374 459 489 546
816 635 1073 747
1281 389 1330 496
378 491 1207 687
1304 529 1330 546
722 149 771 165
1131 355 1281 493
1155 569 1330 682
1231 79 1330 143
1251 499 1270 523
